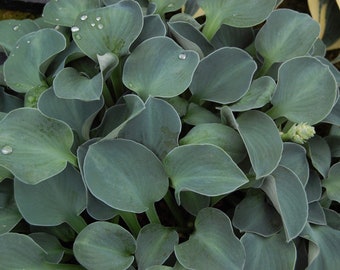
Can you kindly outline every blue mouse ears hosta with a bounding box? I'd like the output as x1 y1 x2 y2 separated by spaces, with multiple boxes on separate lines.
0 0 340 269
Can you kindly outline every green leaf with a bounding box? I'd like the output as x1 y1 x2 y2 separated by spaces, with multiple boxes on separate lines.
123 36 199 100
0 19 39 52
255 9 320 68
189 47 257 104
323 162 340 203
267 57 337 124
307 135 331 178
237 110 283 179
74 221 136 270
0 180 21 235
0 87 24 113
136 224 179 270
305 170 322 203
42 0 100 27
0 108 76 184
38 88 104 141
72 1 143 60
229 76 276 112
14 165 87 233
163 144 248 204
241 232 296 270
84 139 168 213
150 0 186 17
308 202 326 225
261 166 308 242
174 207 245 270
179 123 246 163
197 0 276 40
279 142 309 186
233 190 282 237
3 29 66 93
180 191 210 216
118 97 181 160
300 223 340 270
183 103 220 125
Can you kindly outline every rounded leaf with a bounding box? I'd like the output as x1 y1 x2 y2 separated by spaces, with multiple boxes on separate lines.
84 139 168 213
0 108 76 184
74 221 136 270
163 144 248 204
175 207 245 270
189 47 257 104
268 57 337 124
123 36 199 99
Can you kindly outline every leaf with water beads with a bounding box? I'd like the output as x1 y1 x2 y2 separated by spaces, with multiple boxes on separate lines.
71 1 143 61
0 108 76 184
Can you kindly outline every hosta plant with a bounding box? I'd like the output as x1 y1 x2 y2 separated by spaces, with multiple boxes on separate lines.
0 0 340 269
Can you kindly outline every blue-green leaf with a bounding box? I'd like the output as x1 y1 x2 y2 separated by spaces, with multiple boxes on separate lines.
74 222 136 270
261 166 308 242
237 110 283 178
323 162 340 203
175 207 245 270
307 135 331 178
163 144 248 204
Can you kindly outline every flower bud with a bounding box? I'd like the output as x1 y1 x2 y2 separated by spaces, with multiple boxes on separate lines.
281 123 315 144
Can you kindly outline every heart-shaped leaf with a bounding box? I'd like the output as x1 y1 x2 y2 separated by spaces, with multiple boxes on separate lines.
3 29 66 93
261 166 308 242
255 9 320 69
237 110 283 179
174 207 245 270
118 97 181 160
163 144 248 204
42 0 100 27
123 36 199 100
14 165 87 233
136 224 179 270
84 139 168 213
323 162 340 203
189 47 257 104
38 88 104 141
197 0 276 39
241 232 296 270
72 1 143 60
0 108 76 184
74 221 136 270
267 57 337 125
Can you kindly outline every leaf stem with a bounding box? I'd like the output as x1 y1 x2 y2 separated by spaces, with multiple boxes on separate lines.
119 211 141 238
163 190 185 227
146 203 161 224
67 215 87 234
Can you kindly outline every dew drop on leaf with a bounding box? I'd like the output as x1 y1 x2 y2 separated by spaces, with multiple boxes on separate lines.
97 24 103 30
178 53 187 60
168 3 174 8
75 34 82 40
13 25 19 31
1 145 13 155
27 40 31 44
80 15 88 21
91 23 95 27
96 16 101 21
71 26 80 32
55 18 60 22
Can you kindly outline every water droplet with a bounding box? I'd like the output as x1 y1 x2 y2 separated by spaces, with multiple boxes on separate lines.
178 53 186 60
71 26 80 32
15 45 19 49
80 15 88 21
96 16 101 21
91 23 96 27
128 83 133 88
168 3 174 7
13 25 19 31
55 18 60 21
55 25 60 30
97 24 103 30
232 14 237 17
27 40 31 44
1 145 13 155
75 34 82 40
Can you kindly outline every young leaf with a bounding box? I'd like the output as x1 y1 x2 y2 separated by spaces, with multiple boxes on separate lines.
83 139 168 213
237 110 283 179
174 207 245 270
74 221 136 270
123 36 199 100
241 232 296 270
163 144 248 204
0 108 76 184
135 224 179 270
3 29 66 93
189 47 257 104
72 1 143 60
267 57 337 125
14 165 87 233
261 166 308 242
